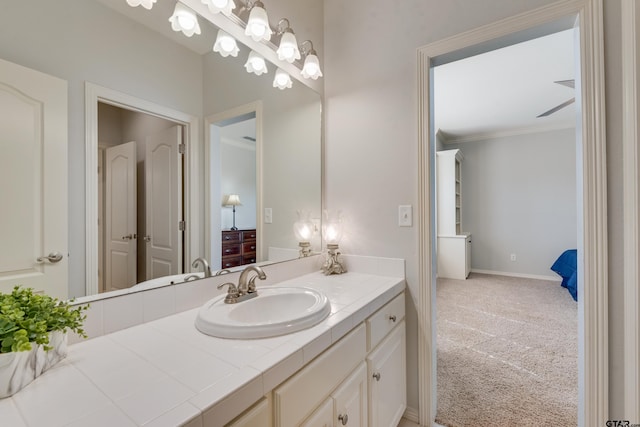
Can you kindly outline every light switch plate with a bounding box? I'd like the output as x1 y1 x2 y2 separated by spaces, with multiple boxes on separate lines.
264 208 273 224
399 205 412 227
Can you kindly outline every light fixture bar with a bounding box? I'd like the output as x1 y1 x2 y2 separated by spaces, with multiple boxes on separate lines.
180 0 322 93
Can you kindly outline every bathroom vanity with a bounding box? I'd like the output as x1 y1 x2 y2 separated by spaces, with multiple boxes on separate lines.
0 256 406 427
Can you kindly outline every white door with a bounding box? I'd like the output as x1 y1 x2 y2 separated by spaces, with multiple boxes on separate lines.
105 142 137 292
145 126 182 279
0 58 68 299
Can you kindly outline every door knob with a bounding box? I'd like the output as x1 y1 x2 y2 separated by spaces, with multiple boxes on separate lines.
143 235 151 242
36 252 63 263
338 414 348 425
122 234 133 240
389 315 397 322
373 372 381 381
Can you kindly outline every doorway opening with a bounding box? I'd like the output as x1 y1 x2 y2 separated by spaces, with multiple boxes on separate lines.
416 3 608 425
97 102 186 293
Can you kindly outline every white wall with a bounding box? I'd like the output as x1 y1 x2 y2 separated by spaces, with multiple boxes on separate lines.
220 140 257 231
0 0 203 298
323 0 627 416
446 128 577 277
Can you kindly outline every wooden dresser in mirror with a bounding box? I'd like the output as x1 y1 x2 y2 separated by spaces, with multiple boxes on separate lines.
221 229 257 268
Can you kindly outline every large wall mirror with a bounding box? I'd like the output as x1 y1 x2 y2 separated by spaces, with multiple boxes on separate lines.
0 0 322 301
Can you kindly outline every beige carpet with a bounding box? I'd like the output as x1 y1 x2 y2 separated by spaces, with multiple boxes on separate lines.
435 273 577 427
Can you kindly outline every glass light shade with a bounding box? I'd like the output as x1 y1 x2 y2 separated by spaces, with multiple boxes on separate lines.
213 30 239 57
224 194 241 206
201 0 235 16
244 51 268 75
126 0 157 9
169 3 201 38
301 53 323 80
293 212 314 242
322 211 344 245
273 69 293 90
245 4 272 42
277 31 301 63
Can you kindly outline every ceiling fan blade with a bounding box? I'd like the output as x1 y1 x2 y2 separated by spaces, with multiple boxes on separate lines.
537 97 575 118
555 79 575 89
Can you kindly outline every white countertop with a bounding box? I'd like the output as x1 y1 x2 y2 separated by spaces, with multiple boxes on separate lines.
0 271 405 427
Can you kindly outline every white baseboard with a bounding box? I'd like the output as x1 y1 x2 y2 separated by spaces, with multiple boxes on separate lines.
471 269 561 282
403 406 419 423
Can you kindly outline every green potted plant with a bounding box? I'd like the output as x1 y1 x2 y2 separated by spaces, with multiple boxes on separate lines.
0 286 88 398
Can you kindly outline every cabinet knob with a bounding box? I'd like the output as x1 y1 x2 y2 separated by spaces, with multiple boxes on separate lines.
372 372 381 381
338 414 348 425
389 315 397 322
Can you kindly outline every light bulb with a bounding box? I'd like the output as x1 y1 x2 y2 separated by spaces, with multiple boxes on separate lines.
277 31 300 63
202 0 235 16
213 30 239 57
302 53 323 80
273 69 292 90
245 51 268 75
245 3 272 42
169 3 201 38
127 0 157 9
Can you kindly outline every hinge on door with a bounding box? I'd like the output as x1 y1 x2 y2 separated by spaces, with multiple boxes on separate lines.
178 143 185 154
178 220 186 231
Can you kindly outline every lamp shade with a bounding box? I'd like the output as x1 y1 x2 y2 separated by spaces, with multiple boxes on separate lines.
277 31 301 63
273 69 293 90
213 30 239 57
224 194 241 206
293 211 314 242
301 53 323 80
169 3 201 38
245 51 268 75
127 0 157 9
201 0 235 16
322 211 343 245
245 2 272 42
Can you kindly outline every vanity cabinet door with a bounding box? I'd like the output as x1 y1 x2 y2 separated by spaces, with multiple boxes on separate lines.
333 362 368 427
226 397 271 427
367 323 406 427
300 398 333 427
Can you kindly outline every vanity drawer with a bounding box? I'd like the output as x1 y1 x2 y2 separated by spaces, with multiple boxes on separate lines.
366 292 405 351
242 242 257 254
274 324 366 427
243 255 256 264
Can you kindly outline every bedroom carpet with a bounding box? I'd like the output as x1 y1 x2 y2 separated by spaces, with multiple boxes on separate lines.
435 273 577 427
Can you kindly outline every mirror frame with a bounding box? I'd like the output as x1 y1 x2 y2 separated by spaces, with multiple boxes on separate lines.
84 82 201 296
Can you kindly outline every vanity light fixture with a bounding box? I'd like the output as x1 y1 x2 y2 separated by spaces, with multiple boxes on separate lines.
293 211 314 258
201 0 236 16
300 40 323 80
275 19 300 63
126 0 157 9
244 1 272 42
213 30 239 57
321 211 347 275
169 3 201 38
244 51 268 75
273 68 292 90
224 194 242 231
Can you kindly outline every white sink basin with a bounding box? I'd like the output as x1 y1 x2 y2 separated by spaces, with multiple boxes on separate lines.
195 287 331 339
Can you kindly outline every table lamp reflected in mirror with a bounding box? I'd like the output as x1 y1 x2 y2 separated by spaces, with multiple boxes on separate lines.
224 194 242 230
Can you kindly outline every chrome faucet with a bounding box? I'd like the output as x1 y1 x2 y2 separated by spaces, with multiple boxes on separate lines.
192 257 212 278
218 265 267 304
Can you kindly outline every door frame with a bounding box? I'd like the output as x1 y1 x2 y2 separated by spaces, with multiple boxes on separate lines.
416 0 607 425
85 82 200 296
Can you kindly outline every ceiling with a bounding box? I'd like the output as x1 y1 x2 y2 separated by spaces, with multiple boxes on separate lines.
433 29 576 143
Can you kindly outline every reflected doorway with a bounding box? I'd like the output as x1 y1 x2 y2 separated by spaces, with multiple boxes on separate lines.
97 102 185 293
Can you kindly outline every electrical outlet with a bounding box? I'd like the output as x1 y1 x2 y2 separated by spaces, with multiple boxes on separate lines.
399 205 412 227
510 253 517 262
264 208 273 224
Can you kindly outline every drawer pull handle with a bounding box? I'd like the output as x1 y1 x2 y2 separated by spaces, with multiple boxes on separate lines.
389 315 397 322
338 414 348 425
373 372 381 381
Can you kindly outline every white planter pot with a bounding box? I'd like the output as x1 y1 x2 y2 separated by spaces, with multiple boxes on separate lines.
0 331 68 398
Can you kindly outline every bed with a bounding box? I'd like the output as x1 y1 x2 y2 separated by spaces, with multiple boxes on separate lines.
551 249 577 301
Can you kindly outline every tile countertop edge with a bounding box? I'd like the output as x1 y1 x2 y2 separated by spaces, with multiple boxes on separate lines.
0 271 405 427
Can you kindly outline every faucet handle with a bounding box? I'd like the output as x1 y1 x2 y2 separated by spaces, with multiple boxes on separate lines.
217 282 239 303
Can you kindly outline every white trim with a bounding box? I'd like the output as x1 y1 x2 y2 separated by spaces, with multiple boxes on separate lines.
204 101 264 266
438 122 575 144
469 269 562 282
417 1 607 426
85 82 200 296
622 0 640 421
402 406 419 424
